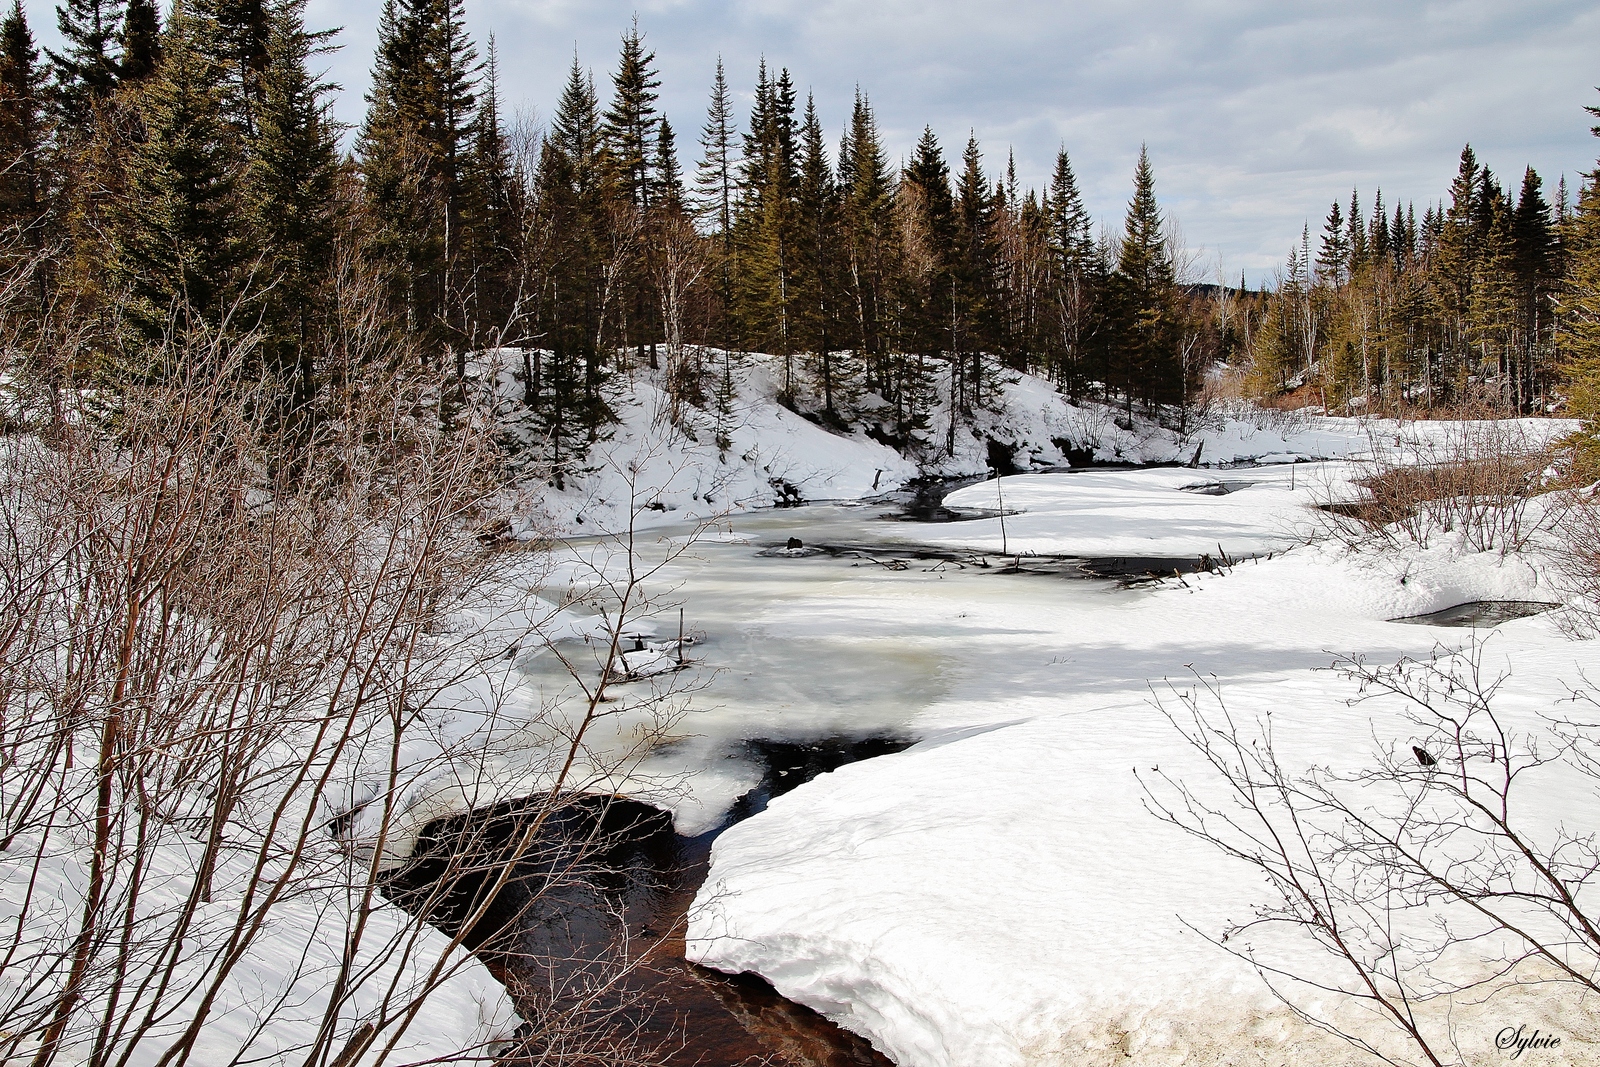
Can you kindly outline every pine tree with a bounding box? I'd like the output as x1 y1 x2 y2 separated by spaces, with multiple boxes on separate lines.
0 0 45 241
953 133 999 406
357 0 481 360
601 17 658 211
793 92 844 410
461 35 518 339
1109 145 1179 412
836 87 894 366
47 0 124 131
1370 189 1389 266
529 51 612 470
117 0 160 82
900 124 953 364
1346 189 1367 276
652 112 682 210
734 61 800 368
192 0 270 135
1046 146 1100 394
693 57 735 345
115 4 242 349
1316 199 1349 284
245 0 339 408
1511 166 1555 408
1434 144 1482 371
1562 165 1600 452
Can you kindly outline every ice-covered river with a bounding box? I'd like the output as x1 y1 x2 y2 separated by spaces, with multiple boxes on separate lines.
442 468 1328 1064
400 461 1573 1066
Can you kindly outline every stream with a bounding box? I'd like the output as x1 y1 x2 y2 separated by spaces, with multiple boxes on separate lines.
386 469 1558 1065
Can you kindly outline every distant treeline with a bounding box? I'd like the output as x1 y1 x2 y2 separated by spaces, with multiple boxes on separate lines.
3 1 1600 477
1240 146 1592 420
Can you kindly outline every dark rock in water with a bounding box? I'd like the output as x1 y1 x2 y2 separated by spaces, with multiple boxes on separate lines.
786 537 803 550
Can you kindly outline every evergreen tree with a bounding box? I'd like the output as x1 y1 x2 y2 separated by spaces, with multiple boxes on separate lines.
1434 144 1482 373
1370 189 1389 266
357 0 481 360
601 18 659 210
1562 158 1600 453
734 61 800 368
1108 145 1179 412
48 0 124 130
0 0 45 242
115 4 242 349
652 112 682 210
836 87 894 366
899 123 952 368
1346 189 1367 276
461 35 518 339
793 92 844 410
117 0 160 82
245 0 339 408
193 0 270 135
953 133 999 405
1046 146 1100 394
693 57 735 343
1511 166 1555 408
528 52 612 471
1316 199 1348 284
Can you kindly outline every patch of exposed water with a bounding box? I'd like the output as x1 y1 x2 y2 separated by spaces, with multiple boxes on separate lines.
385 737 910 1066
1391 600 1558 627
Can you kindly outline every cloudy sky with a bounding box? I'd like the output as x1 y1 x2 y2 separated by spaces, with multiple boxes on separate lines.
33 1 1600 283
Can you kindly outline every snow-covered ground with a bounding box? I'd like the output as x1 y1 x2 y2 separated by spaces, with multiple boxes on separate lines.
675 474 1597 1065
440 355 1598 1065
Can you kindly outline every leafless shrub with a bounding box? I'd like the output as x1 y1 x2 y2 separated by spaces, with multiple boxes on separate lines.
0 260 706 1066
1313 420 1563 555
1144 642 1600 1066
1551 493 1600 636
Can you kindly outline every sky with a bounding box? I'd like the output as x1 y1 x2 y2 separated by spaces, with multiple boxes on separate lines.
29 1 1600 285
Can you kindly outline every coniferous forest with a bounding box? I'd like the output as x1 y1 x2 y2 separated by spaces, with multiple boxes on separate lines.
3 0 1600 479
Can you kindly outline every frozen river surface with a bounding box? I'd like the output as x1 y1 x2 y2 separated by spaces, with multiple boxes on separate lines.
454 464 1594 1067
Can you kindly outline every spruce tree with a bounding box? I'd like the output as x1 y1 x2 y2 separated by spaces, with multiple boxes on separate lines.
357 0 481 360
47 0 124 131
193 0 270 135
1046 146 1100 394
0 0 45 240
836 88 894 367
1370 189 1389 266
794 92 843 410
1346 189 1367 276
245 0 339 408
115 4 242 350
1316 199 1349 284
462 36 517 340
1109 145 1179 412
601 18 658 210
1511 166 1555 408
693 57 735 345
900 124 953 361
954 134 999 405
117 0 160 82
1434 144 1482 370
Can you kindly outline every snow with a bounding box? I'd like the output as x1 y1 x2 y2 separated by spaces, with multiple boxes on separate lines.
17 349 1571 1065
397 357 1589 1066
674 459 1597 1064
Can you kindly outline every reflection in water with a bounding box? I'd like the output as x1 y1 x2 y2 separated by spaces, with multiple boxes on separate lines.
385 737 910 1066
